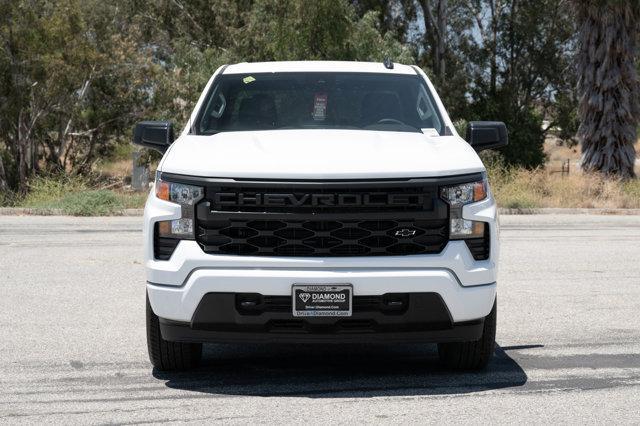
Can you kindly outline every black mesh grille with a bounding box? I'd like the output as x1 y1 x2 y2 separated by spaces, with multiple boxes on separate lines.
197 218 448 257
193 178 456 257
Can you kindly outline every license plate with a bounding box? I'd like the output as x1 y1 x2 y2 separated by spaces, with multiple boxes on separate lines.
292 284 352 317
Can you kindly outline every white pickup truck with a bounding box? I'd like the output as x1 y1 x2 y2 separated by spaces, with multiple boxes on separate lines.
134 60 507 371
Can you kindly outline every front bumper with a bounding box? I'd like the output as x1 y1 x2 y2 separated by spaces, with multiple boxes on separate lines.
147 268 496 324
143 186 499 335
159 292 485 343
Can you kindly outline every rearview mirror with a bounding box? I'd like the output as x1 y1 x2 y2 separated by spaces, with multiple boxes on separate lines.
133 121 174 153
465 121 508 151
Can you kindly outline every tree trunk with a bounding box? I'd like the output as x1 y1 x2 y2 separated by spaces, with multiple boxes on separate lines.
16 106 42 193
0 155 9 195
420 0 448 86
17 112 29 193
574 0 639 178
436 0 447 84
489 0 498 95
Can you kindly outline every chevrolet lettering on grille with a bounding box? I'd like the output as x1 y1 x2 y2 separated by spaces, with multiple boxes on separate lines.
213 192 425 208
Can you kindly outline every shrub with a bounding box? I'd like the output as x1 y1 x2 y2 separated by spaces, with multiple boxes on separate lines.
18 174 146 215
469 93 546 169
57 190 121 216
21 175 90 208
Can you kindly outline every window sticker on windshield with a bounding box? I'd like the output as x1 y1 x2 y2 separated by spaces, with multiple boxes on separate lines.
242 76 256 84
312 93 328 121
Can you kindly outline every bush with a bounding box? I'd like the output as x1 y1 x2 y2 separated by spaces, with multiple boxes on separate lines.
18 174 146 215
469 92 546 169
57 190 121 216
622 179 640 201
21 175 90 207
0 180 18 206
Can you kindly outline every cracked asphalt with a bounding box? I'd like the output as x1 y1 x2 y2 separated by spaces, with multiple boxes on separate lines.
0 214 639 424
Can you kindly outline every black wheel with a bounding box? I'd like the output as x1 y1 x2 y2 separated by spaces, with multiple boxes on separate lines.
438 299 496 370
146 293 202 371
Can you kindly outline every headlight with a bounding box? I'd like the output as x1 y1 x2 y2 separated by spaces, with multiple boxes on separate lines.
440 180 487 206
155 174 203 239
155 176 203 206
441 179 487 239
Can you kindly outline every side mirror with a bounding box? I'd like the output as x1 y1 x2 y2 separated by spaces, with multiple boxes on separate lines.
465 121 508 151
133 121 174 153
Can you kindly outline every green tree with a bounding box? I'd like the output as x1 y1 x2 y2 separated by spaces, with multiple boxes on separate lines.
361 0 577 167
0 0 155 192
460 0 575 167
237 0 412 63
0 0 589 195
351 0 417 46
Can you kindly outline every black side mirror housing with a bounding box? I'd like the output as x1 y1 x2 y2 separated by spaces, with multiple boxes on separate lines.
133 121 174 153
465 121 508 151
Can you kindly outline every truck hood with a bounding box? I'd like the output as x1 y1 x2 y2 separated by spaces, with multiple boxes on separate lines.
160 129 485 179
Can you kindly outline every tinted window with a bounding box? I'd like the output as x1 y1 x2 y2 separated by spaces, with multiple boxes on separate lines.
194 72 443 135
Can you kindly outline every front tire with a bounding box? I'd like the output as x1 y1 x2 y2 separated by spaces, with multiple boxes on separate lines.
438 299 496 370
146 293 202 371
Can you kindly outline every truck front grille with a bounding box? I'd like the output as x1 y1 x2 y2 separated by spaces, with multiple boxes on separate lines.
196 217 448 257
168 174 488 258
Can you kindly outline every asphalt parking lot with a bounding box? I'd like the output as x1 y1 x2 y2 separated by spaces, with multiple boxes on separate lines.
1 214 639 424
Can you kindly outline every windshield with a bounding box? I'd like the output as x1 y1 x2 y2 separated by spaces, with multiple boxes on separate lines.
193 72 444 135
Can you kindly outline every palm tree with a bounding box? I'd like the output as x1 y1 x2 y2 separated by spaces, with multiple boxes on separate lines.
574 0 639 178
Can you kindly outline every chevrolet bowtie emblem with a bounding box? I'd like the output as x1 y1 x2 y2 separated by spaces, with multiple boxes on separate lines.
395 228 417 237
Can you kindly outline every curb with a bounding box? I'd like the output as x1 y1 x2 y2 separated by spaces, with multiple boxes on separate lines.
1 207 639 216
0 207 144 216
498 207 640 215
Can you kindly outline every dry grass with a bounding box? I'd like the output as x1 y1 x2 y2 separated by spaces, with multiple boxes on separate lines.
489 166 640 209
490 137 640 209
96 158 133 178
545 138 640 176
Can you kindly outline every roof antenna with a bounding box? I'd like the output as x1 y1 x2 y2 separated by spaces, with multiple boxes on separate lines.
383 57 394 69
